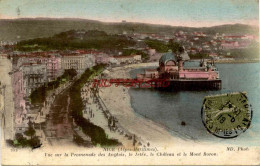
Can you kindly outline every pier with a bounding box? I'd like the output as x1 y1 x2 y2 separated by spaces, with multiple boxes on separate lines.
157 79 222 91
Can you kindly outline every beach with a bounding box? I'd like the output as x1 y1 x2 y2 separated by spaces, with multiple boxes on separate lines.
98 63 188 147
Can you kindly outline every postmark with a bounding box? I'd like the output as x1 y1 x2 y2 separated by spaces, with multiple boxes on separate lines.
201 92 252 138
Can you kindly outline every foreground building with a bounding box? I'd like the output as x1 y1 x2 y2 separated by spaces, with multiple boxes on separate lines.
11 69 26 125
0 57 15 140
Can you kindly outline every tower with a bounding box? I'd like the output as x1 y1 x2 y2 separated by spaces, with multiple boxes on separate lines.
178 60 183 71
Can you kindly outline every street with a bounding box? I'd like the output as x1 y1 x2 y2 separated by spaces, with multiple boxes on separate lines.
43 90 74 145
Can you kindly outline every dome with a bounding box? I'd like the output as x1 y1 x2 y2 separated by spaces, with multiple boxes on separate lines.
159 51 177 65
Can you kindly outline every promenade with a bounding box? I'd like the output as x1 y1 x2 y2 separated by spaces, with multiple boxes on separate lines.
81 76 149 148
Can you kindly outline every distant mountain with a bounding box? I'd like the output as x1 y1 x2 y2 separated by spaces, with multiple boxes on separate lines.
0 18 258 42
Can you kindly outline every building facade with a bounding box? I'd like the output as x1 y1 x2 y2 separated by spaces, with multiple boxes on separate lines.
61 53 95 73
21 63 47 97
94 53 110 64
11 69 27 126
17 54 62 81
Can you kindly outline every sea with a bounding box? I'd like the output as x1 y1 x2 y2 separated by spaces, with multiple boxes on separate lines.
129 62 260 146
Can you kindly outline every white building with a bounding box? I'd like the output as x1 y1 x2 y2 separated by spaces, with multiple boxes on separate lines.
61 53 95 73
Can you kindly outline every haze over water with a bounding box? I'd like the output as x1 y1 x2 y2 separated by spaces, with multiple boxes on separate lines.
130 62 260 146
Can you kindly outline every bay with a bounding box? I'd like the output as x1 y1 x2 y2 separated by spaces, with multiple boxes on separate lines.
129 62 260 145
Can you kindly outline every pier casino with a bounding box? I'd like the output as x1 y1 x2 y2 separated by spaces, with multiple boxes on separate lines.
137 49 221 90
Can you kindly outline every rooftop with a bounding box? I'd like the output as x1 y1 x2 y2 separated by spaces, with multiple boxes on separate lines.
159 51 177 64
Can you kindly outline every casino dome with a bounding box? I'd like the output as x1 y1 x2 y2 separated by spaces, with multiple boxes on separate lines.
159 51 177 65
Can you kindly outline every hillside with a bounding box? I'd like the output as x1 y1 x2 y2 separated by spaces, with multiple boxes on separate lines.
0 18 258 42
15 30 136 51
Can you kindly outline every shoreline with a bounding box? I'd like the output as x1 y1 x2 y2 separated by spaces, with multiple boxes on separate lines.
97 62 245 147
189 59 260 64
98 63 188 147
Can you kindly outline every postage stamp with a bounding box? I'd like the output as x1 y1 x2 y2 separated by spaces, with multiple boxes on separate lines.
201 92 253 138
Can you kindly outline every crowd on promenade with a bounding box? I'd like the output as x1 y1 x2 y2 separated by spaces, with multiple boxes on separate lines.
81 81 150 148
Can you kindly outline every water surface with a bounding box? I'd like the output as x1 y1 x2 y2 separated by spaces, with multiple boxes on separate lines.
129 62 260 145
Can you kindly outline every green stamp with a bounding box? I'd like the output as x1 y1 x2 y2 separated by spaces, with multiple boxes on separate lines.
201 92 252 138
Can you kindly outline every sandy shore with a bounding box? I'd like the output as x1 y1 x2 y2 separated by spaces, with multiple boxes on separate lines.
99 63 188 147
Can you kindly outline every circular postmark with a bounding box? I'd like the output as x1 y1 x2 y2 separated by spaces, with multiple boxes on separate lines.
201 92 252 138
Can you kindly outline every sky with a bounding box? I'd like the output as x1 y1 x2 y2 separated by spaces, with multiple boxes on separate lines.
0 0 259 27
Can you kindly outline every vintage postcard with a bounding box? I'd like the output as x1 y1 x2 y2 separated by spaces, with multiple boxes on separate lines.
0 0 259 165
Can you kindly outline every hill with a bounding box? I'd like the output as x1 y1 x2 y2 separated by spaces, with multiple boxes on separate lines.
15 30 136 51
0 18 258 42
